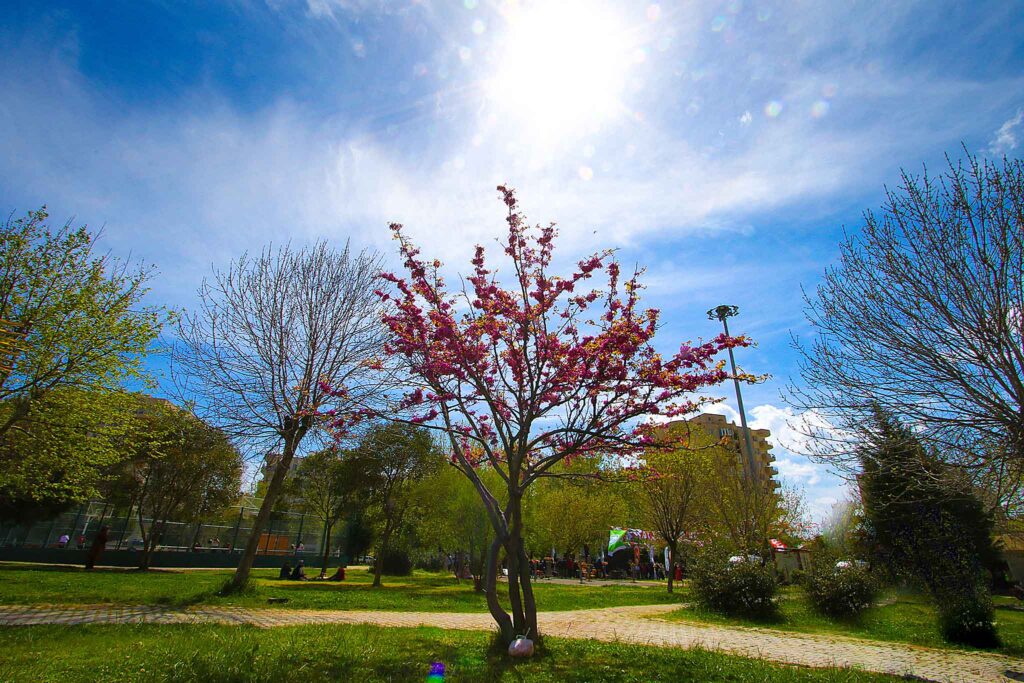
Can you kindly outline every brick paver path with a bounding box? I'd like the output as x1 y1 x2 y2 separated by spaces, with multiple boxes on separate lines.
2 603 1022 682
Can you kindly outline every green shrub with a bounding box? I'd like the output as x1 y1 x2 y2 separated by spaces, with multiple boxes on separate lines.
691 547 777 618
789 569 807 586
377 548 413 576
935 585 999 648
804 561 877 618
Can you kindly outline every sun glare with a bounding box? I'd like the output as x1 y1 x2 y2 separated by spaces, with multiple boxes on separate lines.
487 2 633 140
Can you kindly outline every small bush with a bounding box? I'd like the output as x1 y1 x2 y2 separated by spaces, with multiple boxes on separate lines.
415 555 444 571
804 561 877 618
691 547 777 618
377 548 413 576
935 585 999 648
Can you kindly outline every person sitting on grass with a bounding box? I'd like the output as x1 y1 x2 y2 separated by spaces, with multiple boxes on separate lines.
290 559 308 581
279 561 292 580
328 565 346 581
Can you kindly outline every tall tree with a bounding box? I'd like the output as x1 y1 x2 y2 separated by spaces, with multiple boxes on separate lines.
294 448 366 578
350 423 440 587
789 152 1024 475
0 208 166 516
127 398 243 569
637 426 713 593
859 408 1000 645
349 187 746 643
173 241 385 591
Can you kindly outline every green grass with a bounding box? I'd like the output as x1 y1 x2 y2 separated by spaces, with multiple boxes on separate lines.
0 562 685 612
0 622 905 682
662 585 1024 657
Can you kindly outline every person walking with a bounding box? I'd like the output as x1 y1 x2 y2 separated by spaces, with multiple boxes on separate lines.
84 526 109 570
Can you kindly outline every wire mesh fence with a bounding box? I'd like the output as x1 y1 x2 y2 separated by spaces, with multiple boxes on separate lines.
0 500 348 559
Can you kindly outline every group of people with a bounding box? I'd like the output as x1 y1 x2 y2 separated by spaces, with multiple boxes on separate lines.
627 558 667 581
56 533 86 549
529 555 607 580
278 560 346 582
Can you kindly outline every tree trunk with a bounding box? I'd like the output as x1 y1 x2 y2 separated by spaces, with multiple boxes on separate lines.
517 543 538 639
483 534 514 643
372 523 392 588
226 434 297 592
504 496 530 638
137 506 152 570
319 522 332 579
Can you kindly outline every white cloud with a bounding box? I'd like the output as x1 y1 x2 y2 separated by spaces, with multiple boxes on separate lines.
989 109 1023 154
701 401 848 520
775 458 820 486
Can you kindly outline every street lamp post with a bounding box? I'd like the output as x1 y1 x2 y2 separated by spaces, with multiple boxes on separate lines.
707 305 757 481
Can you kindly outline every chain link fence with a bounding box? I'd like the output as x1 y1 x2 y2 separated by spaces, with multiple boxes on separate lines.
0 500 348 560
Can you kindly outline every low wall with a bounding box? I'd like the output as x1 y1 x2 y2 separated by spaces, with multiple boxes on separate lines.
0 547 319 569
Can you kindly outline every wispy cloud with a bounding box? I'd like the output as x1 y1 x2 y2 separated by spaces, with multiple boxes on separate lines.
989 109 1023 154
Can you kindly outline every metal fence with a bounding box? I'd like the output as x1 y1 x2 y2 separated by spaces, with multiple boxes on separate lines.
0 500 347 558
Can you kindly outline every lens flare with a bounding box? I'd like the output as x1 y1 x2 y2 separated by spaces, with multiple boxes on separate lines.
764 100 783 118
427 661 446 682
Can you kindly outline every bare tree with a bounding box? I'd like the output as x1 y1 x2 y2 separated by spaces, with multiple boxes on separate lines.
789 152 1024 477
172 241 385 591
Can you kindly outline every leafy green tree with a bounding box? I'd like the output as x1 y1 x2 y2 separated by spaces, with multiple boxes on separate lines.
341 509 374 562
525 460 633 565
350 423 441 587
126 398 243 569
859 409 1000 646
294 448 368 577
417 464 498 584
0 389 137 521
0 208 165 437
637 427 714 593
0 208 166 518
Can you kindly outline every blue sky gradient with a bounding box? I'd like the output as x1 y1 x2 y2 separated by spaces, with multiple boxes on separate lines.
2 0 1022 520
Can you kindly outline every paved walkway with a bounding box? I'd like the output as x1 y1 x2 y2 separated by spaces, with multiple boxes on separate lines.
2 603 1022 682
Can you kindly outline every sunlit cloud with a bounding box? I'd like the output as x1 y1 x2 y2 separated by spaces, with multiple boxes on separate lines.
989 109 1023 154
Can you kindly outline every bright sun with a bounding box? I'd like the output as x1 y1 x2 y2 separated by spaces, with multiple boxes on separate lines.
487 2 633 139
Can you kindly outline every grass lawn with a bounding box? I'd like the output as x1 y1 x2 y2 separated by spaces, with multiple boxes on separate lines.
0 622 905 682
662 585 1024 657
0 562 685 612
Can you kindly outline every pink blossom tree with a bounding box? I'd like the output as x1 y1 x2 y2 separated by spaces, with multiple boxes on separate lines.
338 187 749 643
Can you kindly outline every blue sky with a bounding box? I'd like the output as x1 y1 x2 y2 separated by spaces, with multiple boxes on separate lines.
2 0 1022 520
